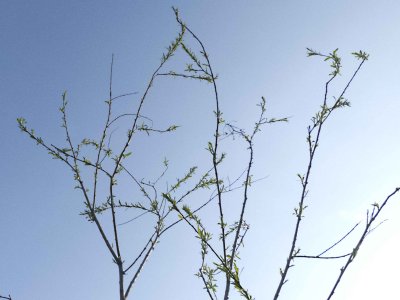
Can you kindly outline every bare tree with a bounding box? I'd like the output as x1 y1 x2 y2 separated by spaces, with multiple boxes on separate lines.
16 7 399 300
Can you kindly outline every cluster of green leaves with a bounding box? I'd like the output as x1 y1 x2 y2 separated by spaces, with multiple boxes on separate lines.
307 48 342 76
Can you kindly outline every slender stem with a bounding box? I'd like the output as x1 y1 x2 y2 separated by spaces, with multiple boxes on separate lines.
295 253 351 259
273 86 329 300
318 222 360 257
274 57 367 300
176 15 230 298
124 224 162 298
92 54 115 208
326 187 400 299
124 232 157 274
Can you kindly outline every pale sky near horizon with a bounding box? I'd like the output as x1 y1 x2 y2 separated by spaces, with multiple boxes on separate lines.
2 1 400 300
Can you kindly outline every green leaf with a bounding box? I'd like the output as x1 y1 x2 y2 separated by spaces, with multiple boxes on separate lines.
123 151 132 158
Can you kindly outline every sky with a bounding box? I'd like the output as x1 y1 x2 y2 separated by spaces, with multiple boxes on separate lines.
1 1 400 300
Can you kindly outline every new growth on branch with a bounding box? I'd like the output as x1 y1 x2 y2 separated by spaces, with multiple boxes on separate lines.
15 7 398 300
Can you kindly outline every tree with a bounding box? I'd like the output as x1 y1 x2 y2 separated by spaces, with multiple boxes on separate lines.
14 8 399 300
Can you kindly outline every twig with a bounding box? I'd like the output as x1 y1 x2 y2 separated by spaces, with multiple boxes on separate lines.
318 222 360 257
273 54 368 300
326 187 400 299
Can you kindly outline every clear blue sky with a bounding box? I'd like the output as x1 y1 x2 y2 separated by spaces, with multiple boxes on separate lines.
2 1 400 299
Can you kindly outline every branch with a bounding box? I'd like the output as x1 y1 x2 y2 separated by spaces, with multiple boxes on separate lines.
295 253 351 260
318 222 360 257
173 9 234 299
124 223 162 298
293 222 360 260
326 187 400 299
273 53 368 300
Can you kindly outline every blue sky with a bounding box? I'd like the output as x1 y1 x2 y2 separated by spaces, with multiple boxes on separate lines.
2 1 400 300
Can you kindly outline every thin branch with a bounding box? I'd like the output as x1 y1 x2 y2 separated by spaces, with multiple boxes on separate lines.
224 97 269 298
174 11 231 298
318 222 360 257
366 219 388 236
274 55 367 300
110 92 138 102
124 224 162 298
92 53 115 209
327 187 400 299
295 253 351 259
103 57 124 300
108 113 153 128
124 231 158 274
118 211 150 226
50 144 112 177
198 266 216 300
